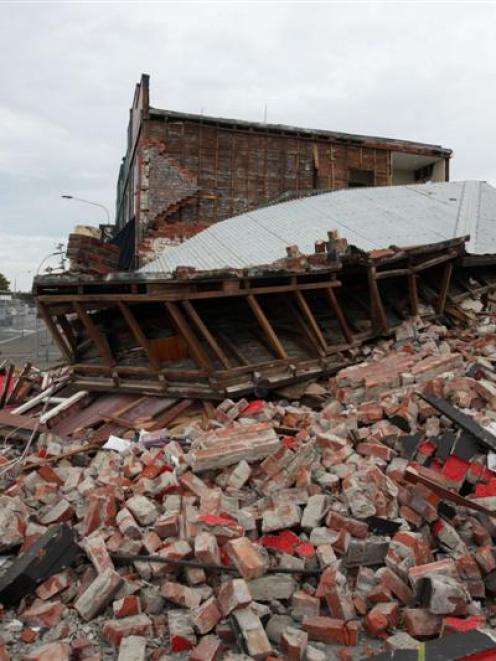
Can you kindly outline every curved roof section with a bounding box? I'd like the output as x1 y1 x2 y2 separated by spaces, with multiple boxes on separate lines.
141 181 496 274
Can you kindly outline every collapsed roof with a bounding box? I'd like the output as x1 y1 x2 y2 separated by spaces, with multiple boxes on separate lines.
141 180 496 275
34 179 496 399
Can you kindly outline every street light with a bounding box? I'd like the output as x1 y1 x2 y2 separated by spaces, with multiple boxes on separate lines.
61 194 110 224
36 243 66 275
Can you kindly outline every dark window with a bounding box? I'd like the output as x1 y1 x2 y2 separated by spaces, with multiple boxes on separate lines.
348 169 374 188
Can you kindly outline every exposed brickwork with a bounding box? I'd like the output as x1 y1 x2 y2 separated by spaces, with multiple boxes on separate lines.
137 141 203 261
66 234 120 275
135 120 393 263
121 108 382 265
115 76 451 267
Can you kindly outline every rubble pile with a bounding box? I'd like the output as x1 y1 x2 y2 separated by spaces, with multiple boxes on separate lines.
3 303 496 659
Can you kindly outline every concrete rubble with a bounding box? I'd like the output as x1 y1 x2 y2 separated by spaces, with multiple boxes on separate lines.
2 298 496 658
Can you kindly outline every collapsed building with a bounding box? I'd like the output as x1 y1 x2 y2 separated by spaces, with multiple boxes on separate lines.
11 84 496 660
114 74 451 267
5 244 496 659
35 179 496 399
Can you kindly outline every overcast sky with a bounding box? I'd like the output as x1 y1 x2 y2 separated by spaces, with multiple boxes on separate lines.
1 1 495 290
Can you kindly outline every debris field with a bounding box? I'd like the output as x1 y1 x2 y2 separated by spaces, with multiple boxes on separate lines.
2 294 496 659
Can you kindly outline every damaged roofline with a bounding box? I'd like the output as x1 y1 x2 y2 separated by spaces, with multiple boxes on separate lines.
33 234 482 400
148 107 453 157
34 235 470 289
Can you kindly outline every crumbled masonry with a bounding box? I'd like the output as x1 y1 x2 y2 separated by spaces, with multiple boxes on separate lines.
3 296 496 658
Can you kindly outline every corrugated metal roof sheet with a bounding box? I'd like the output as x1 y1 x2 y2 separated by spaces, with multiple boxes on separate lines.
141 181 496 274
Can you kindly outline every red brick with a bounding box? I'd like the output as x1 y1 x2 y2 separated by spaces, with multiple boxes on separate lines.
151 540 192 577
113 595 141 618
403 609 442 637
303 617 359 646
281 626 308 661
474 545 496 574
20 628 38 643
192 596 222 634
376 567 414 605
21 641 71 661
225 537 265 580
102 614 153 648
441 614 486 635
363 609 388 637
74 568 123 621
190 635 222 661
195 531 220 565
83 534 114 573
217 578 252 616
326 511 369 539
232 607 272 659
154 512 179 538
356 442 395 461
20 600 66 628
142 530 162 554
39 499 74 525
82 488 117 535
161 581 201 608
180 471 211 497
117 635 147 660
407 558 458 588
168 609 197 652
37 465 64 486
35 570 71 600
291 591 320 620
323 584 355 621
364 602 399 637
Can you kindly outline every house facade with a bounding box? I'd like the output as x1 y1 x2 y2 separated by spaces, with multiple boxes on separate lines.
115 75 452 267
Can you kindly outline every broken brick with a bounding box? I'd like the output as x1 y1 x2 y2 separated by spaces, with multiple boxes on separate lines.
225 537 266 580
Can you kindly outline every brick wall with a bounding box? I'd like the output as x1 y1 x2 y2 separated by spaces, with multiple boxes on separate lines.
67 234 121 275
137 118 391 262
137 139 202 261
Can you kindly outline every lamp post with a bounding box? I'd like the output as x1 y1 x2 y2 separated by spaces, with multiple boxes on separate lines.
61 194 110 224
36 243 66 276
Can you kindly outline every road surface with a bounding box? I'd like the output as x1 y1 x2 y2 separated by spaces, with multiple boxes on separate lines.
0 310 62 369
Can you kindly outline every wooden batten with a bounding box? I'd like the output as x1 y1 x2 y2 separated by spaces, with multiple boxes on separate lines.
247 294 288 360
73 302 115 368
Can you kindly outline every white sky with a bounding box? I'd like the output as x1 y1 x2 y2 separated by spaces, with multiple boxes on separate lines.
1 0 495 290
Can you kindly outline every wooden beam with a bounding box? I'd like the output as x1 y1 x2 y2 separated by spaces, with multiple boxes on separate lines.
6 362 32 406
412 250 457 272
325 287 353 345
37 303 74 362
251 328 279 359
0 364 14 409
182 300 232 369
72 363 207 381
56 314 77 353
367 265 389 333
293 290 328 351
117 301 161 370
36 279 343 305
39 390 88 424
148 399 195 431
73 302 115 368
12 385 58 415
283 302 325 357
216 332 250 366
247 294 288 360
375 268 411 280
437 261 453 315
164 301 213 372
408 272 419 316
